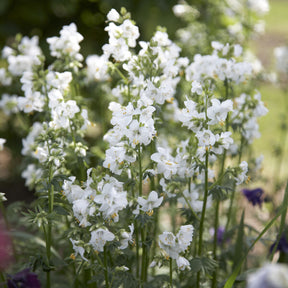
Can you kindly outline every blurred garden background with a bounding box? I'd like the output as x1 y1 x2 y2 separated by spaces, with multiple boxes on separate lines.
0 0 287 203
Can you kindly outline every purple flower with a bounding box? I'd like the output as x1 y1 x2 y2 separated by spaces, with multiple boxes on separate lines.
270 234 288 254
210 226 228 245
217 226 225 244
242 188 264 207
7 268 41 288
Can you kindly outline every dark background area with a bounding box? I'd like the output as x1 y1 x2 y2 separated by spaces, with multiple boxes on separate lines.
0 0 181 57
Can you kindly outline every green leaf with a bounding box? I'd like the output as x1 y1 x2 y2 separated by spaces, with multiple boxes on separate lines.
190 257 218 275
209 185 231 201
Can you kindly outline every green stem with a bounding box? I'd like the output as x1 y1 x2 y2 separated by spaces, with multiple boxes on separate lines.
137 145 143 283
135 224 140 279
104 246 109 288
114 65 129 85
225 136 244 231
138 146 143 197
196 151 209 288
181 190 200 221
169 258 173 288
141 226 147 285
45 159 54 288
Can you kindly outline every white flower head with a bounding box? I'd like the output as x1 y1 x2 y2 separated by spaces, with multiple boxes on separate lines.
107 9 120 22
70 238 88 261
207 99 233 125
0 138 6 151
191 81 203 95
137 191 163 215
158 232 179 259
247 263 288 288
196 129 216 147
0 193 7 202
89 228 115 252
119 223 134 250
235 161 249 185
176 256 190 271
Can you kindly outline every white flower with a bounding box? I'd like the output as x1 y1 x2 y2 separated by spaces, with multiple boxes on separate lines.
86 54 109 81
191 81 203 95
0 192 7 202
234 44 243 57
17 91 45 113
94 181 128 222
89 228 115 252
119 224 134 249
152 31 171 46
247 0 270 15
207 99 233 125
0 138 6 151
274 46 288 74
21 122 43 156
73 198 95 227
21 164 42 188
176 225 194 253
196 129 216 147
176 256 190 271
47 23 83 62
158 232 179 259
178 98 205 132
0 68 12 86
107 9 120 22
0 94 19 115
247 263 288 288
103 143 136 175
151 147 179 179
121 19 140 48
70 238 88 261
46 71 72 92
62 178 86 202
235 161 249 185
137 191 163 215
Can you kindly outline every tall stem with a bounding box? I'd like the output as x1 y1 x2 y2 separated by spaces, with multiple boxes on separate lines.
169 258 173 288
225 136 244 231
104 246 109 288
137 145 144 284
212 79 230 287
46 161 54 288
141 226 147 285
196 151 209 288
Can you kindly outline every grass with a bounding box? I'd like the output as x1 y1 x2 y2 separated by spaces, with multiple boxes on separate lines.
249 0 288 190
264 0 288 35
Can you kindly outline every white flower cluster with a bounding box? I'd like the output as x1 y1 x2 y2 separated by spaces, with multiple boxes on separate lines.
186 49 252 84
232 91 268 144
47 23 84 63
159 225 194 270
2 36 42 77
274 46 288 75
62 170 128 226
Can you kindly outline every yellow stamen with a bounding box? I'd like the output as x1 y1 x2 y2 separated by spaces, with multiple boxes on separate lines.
147 210 154 216
70 253 76 260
